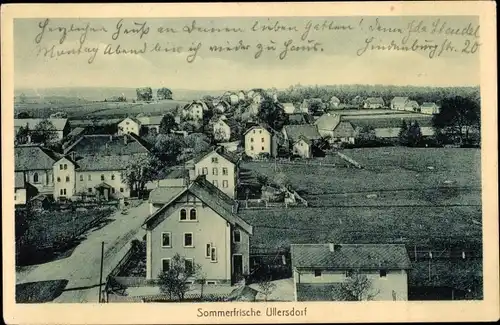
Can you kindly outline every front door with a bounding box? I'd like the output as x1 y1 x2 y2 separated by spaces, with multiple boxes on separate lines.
233 254 243 280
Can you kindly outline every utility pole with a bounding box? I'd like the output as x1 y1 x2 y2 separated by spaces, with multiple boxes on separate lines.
98 241 105 303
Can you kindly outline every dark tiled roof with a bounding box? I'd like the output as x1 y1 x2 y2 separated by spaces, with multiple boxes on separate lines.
331 121 356 138
63 134 150 155
15 146 60 171
74 154 142 171
291 243 411 270
287 114 308 124
149 186 186 205
15 172 25 188
296 283 344 301
192 146 240 165
144 176 253 234
365 97 385 105
391 97 409 105
284 125 321 142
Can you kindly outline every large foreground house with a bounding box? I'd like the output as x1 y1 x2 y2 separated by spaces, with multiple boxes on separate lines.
14 118 70 141
291 243 411 301
144 175 253 284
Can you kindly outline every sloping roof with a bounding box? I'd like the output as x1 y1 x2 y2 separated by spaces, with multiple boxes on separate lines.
15 146 61 171
63 134 150 155
314 113 341 131
391 97 409 105
421 102 438 108
14 118 68 131
331 121 356 138
192 146 240 165
365 97 385 105
330 96 341 103
185 100 209 111
283 125 321 142
149 186 186 205
294 135 312 145
119 116 141 125
66 127 86 138
244 124 274 136
95 182 113 189
144 176 253 234
74 154 142 171
296 283 345 301
291 244 411 270
282 103 296 113
137 115 163 126
15 172 25 189
287 113 308 125
405 100 419 108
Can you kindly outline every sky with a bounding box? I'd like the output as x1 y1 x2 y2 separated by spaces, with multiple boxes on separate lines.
14 16 480 90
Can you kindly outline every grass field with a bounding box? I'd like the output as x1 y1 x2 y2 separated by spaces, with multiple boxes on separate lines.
240 147 482 252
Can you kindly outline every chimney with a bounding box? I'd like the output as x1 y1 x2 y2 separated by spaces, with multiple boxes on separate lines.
70 152 76 161
329 243 334 252
124 135 128 145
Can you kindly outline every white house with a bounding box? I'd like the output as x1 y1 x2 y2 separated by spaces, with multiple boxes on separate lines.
182 101 208 121
390 97 409 111
292 136 313 159
213 118 238 142
118 117 141 135
282 103 298 114
364 98 385 109
291 243 411 301
420 102 440 115
244 124 278 158
329 96 341 108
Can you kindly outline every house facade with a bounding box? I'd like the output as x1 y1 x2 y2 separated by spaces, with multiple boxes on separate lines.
420 102 440 115
390 97 409 111
364 98 385 109
117 117 141 136
330 121 356 144
213 119 232 142
144 176 253 284
244 125 277 158
404 100 420 112
182 101 207 121
53 156 77 199
15 171 38 206
191 148 239 198
314 113 341 139
292 137 313 158
282 103 297 115
137 115 163 134
291 243 411 301
15 145 60 196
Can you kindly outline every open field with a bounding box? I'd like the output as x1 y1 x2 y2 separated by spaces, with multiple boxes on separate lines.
86 100 189 118
327 109 410 116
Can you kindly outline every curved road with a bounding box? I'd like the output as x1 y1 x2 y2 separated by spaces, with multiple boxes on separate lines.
16 202 149 303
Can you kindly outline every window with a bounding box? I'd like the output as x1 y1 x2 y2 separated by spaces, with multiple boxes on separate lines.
65 176 70 182
250 146 254 151
206 243 212 258
80 175 84 181
380 270 387 277
210 247 217 262
111 174 115 180
184 233 193 247
261 146 264 151
64 164 68 170
259 130 262 134
202 167 208 175
212 167 218 175
161 232 171 247
222 180 228 188
206 281 217 285
233 229 241 243
261 137 264 142
120 187 124 193
213 180 218 187
314 269 321 277
60 189 64 195
60 164 63 170
253 130 256 134
184 258 194 273
250 137 254 142
33 172 39 183
57 177 61 182
345 270 354 278
222 168 228 175
88 175 92 181
14 194 17 201
88 188 92 193
111 188 116 194
101 174 105 181
162 258 171 272
189 208 197 220
180 209 187 220
211 157 218 163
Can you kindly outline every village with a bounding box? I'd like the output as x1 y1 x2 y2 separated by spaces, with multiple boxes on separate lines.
14 86 482 303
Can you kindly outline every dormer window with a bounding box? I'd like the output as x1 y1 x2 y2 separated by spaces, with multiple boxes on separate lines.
233 229 241 243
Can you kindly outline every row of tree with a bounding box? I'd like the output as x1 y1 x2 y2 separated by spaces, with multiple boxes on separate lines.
136 87 173 101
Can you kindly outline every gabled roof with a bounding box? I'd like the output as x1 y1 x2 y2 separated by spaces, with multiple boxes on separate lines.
330 96 340 103
421 102 438 108
287 113 309 124
405 100 419 108
244 124 274 136
185 100 209 111
143 176 253 234
74 154 143 171
391 97 409 105
291 243 411 270
63 134 151 155
283 125 321 142
14 118 68 131
119 116 141 125
282 103 296 113
331 121 356 138
294 135 312 146
193 146 240 165
15 172 25 189
15 146 61 171
365 97 385 105
66 127 86 139
149 186 186 205
314 113 341 131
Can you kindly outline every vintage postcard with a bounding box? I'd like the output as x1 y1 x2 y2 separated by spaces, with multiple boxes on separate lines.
2 2 498 324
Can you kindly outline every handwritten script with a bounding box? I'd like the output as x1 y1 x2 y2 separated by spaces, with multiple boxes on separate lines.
32 17 481 64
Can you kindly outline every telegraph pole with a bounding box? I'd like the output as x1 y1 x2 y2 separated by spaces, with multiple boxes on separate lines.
98 241 105 302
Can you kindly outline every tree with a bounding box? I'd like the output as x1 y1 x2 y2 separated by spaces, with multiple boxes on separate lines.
338 271 379 301
159 113 177 134
31 119 58 146
17 111 32 118
432 96 480 145
398 120 409 146
136 87 153 101
158 253 201 301
357 125 376 142
257 95 288 131
407 121 422 147
153 134 184 163
157 88 173 100
273 172 291 189
257 275 276 302
184 133 211 155
121 154 162 198
15 126 30 145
